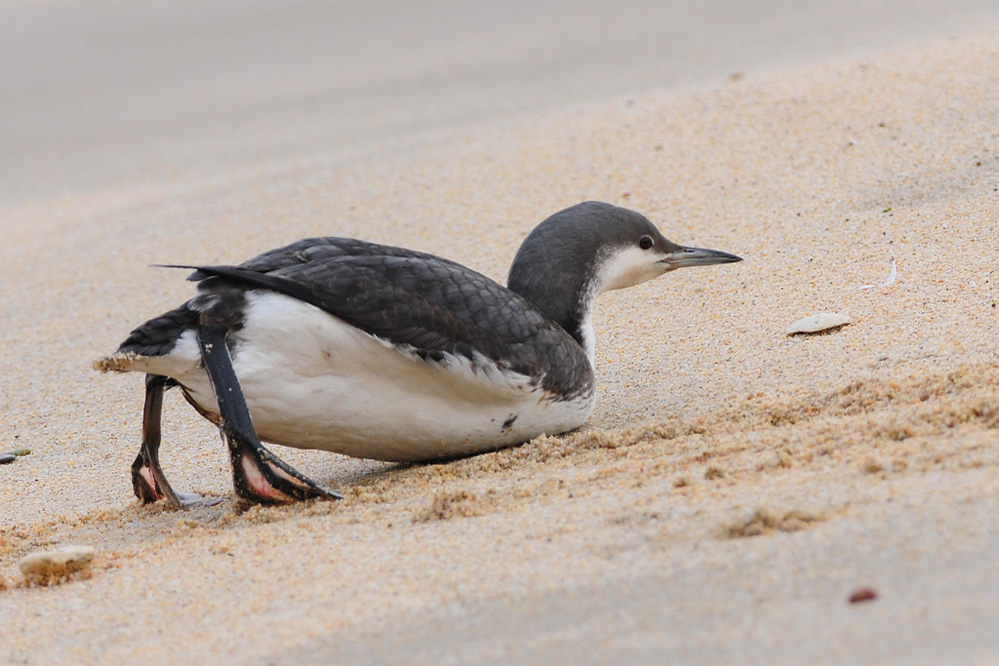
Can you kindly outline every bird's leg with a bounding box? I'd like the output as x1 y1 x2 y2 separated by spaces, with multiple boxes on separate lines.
197 323 343 504
133 374 220 509
132 374 174 504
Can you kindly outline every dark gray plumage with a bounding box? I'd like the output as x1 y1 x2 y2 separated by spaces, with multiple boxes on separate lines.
121 237 593 400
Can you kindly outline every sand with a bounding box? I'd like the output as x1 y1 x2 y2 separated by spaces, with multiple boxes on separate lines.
2 12 999 666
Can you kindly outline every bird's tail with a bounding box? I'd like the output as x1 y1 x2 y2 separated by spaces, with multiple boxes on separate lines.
94 302 200 375
92 352 144 373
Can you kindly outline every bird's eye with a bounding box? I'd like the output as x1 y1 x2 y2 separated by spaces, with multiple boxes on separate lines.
639 235 654 250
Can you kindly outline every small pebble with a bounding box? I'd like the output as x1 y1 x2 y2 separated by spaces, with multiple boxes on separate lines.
786 312 853 336
18 545 96 581
0 448 30 463
848 586 878 603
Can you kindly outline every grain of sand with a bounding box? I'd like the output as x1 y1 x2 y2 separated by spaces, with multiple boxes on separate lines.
2 32 999 665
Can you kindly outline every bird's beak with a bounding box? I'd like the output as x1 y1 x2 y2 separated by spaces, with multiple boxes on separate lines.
659 246 743 270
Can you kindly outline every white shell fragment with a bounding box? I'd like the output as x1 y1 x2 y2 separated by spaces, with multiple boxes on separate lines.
786 313 853 336
18 545 96 579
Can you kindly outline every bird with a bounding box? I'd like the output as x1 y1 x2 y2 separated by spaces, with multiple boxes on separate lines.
95 201 742 508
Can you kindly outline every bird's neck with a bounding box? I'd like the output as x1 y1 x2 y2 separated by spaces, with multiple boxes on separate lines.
508 267 599 367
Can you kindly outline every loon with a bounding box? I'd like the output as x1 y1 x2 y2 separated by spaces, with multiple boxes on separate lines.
96 201 741 507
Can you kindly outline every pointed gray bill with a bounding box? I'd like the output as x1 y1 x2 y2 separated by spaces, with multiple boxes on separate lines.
660 246 743 269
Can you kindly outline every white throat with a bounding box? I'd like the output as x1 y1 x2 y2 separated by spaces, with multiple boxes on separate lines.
593 245 666 293
575 245 666 369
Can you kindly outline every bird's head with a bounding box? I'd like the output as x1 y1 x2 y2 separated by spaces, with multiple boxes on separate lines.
508 201 742 358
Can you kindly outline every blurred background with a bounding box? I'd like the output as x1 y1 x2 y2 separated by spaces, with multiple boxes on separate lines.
2 0 998 209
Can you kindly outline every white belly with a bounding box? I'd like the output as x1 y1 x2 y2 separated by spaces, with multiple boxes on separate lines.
134 292 595 462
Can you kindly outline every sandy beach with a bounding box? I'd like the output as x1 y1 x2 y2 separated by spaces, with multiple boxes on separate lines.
2 2 999 663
